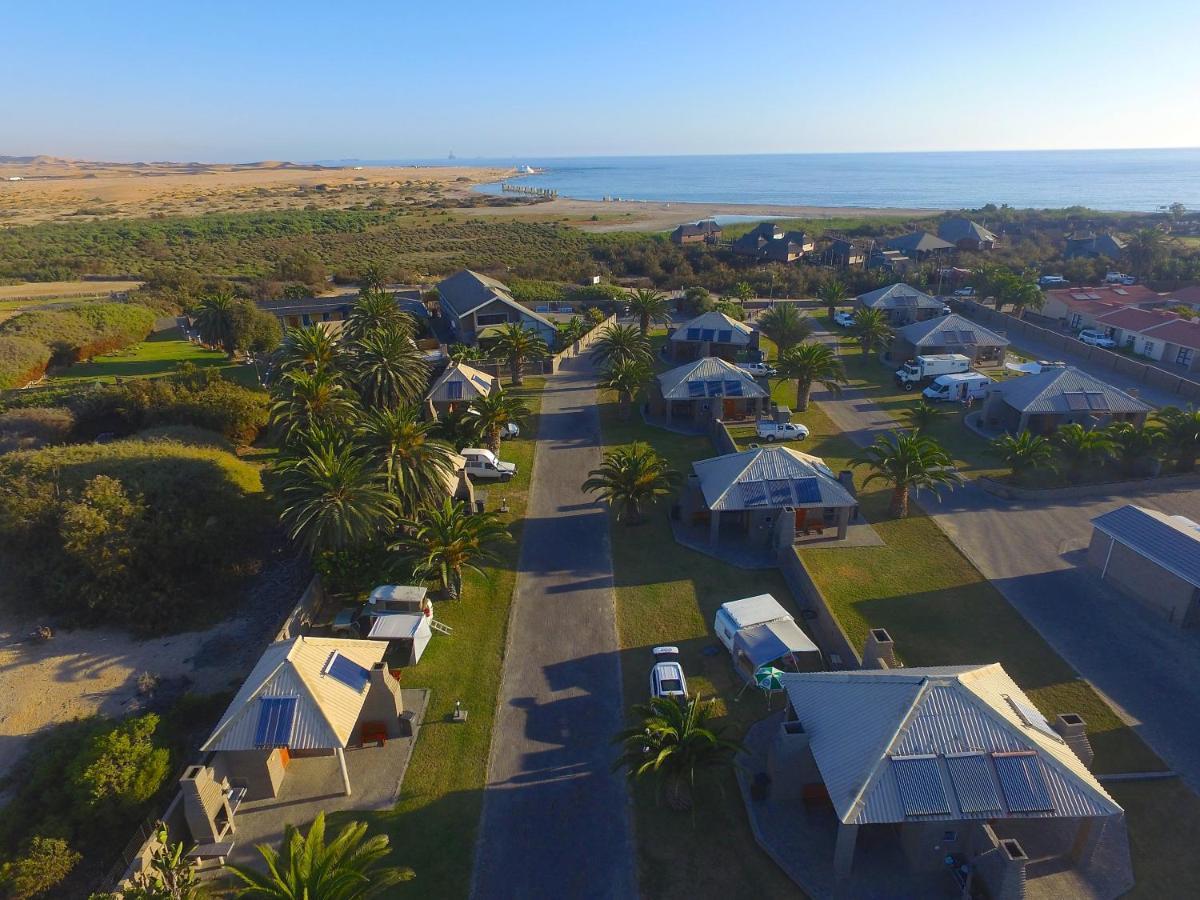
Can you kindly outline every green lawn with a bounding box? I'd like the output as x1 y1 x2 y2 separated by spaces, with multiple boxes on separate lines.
50 327 259 386
363 377 545 898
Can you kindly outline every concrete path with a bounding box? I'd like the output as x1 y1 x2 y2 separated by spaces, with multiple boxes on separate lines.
472 355 635 900
808 322 1200 789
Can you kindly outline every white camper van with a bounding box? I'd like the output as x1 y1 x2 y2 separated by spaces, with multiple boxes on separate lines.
713 594 822 680
922 372 992 403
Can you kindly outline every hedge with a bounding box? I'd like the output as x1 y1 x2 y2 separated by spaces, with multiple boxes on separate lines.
0 302 156 387
0 335 51 390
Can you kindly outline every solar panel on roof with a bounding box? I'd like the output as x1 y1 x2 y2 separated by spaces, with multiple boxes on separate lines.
1071 293 1089 301
717 329 733 343
946 753 1003 814
700 329 716 342
1085 392 1110 411
741 482 769 507
1085 293 1102 300
254 697 297 749
471 375 492 391
1004 696 1062 742
687 380 706 398
706 380 724 397
1063 392 1089 411
324 652 370 692
767 479 793 506
792 477 821 503
891 755 951 817
446 380 463 400
724 380 743 396
686 328 702 341
993 751 1054 813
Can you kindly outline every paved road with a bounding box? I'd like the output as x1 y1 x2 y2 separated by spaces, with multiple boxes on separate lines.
809 322 1200 789
472 355 635 900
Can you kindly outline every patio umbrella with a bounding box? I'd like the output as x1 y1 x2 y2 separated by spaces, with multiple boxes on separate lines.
754 665 785 692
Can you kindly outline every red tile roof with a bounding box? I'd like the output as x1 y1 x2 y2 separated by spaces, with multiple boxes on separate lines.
1045 284 1162 310
1094 307 1180 331
1141 317 1200 351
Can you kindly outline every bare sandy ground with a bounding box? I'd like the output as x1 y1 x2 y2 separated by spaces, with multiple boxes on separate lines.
0 279 143 300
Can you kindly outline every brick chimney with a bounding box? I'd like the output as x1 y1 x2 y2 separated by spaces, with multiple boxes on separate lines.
1052 713 1095 769
862 628 896 669
360 663 406 739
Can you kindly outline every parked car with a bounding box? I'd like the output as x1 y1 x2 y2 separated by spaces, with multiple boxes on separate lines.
500 422 519 440
460 448 517 481
1038 274 1068 286
756 420 810 442
1105 272 1137 285
738 360 777 378
650 646 688 702
952 287 975 297
833 311 856 328
1077 329 1116 349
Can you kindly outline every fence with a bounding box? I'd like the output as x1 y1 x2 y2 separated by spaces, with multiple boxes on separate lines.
273 574 325 642
959 301 1200 404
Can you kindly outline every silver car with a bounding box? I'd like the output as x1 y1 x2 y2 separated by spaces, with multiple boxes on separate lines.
650 646 688 702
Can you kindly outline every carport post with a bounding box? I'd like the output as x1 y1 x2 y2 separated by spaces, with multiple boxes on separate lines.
709 509 721 545
336 747 352 796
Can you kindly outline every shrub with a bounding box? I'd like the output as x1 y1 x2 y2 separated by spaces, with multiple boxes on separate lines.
0 837 80 900
68 713 171 815
133 424 235 451
0 407 75 452
0 303 155 368
229 299 282 353
0 336 50 390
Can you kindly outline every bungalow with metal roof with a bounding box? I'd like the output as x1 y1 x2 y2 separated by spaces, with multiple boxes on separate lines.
891 313 1009 366
670 220 722 245
681 445 858 548
980 366 1152 435
767 664 1129 895
648 357 769 426
435 269 557 346
1065 231 1127 261
1089 505 1200 628
855 283 946 326
667 309 757 362
885 231 955 260
425 361 498 415
938 217 999 251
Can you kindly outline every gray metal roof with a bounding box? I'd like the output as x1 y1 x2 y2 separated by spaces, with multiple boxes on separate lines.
938 218 997 244
669 310 754 344
993 366 1152 415
857 282 943 310
692 446 856 511
1091 505 1200 588
657 356 768 401
779 665 1122 826
898 313 1009 349
435 269 555 329
885 231 955 254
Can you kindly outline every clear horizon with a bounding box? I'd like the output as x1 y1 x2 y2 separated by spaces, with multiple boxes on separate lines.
4 1 1198 161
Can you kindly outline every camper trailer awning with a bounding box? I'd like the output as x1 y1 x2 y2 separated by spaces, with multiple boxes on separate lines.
734 619 819 668
367 612 427 640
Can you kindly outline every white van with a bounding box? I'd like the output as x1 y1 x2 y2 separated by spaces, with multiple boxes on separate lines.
922 372 992 403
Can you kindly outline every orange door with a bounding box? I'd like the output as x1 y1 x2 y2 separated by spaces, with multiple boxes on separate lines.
795 509 807 531
277 747 291 768
723 399 737 419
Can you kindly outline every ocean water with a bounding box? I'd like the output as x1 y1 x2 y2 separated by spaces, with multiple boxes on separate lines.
347 149 1200 212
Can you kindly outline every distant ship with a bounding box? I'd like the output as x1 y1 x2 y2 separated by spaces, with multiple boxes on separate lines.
517 164 535 174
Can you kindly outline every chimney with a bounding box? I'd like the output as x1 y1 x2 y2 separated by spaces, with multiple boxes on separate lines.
862 628 896 669
360 663 406 739
1052 713 1095 769
180 765 235 844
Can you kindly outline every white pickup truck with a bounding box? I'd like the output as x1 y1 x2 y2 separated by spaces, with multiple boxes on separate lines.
738 361 777 378
756 420 810 442
460 448 517 481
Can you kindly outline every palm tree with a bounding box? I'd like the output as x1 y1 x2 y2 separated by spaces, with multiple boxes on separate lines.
774 342 846 411
348 325 430 410
1156 406 1200 472
391 498 512 600
598 358 651 419
1052 423 1116 483
195 293 236 354
1107 421 1165 477
627 288 671 336
469 388 530 454
228 812 412 899
491 323 549 386
756 304 813 353
851 307 892 357
851 431 961 517
582 442 679 524
1126 227 1166 279
591 323 651 368
448 342 485 363
435 407 484 448
904 400 947 433
612 695 742 812
277 439 397 554
991 431 1057 481
819 280 847 318
277 323 342 375
358 407 460 515
270 368 360 444
345 287 415 342
558 316 589 349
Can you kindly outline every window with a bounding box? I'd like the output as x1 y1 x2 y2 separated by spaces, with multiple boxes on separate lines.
1069 314 1083 329
943 830 958 843
1143 341 1155 355
446 380 463 400
476 313 508 326
1176 347 1194 367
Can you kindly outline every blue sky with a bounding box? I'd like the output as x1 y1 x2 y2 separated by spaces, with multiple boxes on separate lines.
4 1 1198 162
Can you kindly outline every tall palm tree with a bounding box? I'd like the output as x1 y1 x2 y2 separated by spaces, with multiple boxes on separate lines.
344 287 415 342
1156 406 1200 472
358 407 460 515
597 358 651 419
469 388 530 454
277 440 397 554
1052 423 1116 483
904 400 947 433
195 293 236 354
627 288 671 336
851 307 892 357
755 304 813 353
391 498 512 600
228 812 413 899
490 323 548 386
582 442 679 524
277 323 341 375
591 323 651 368
348 325 430 409
991 431 1056 481
851 431 961 517
774 342 846 411
1107 421 1165 477
1126 227 1166 279
270 368 360 444
612 696 743 812
819 280 847 318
